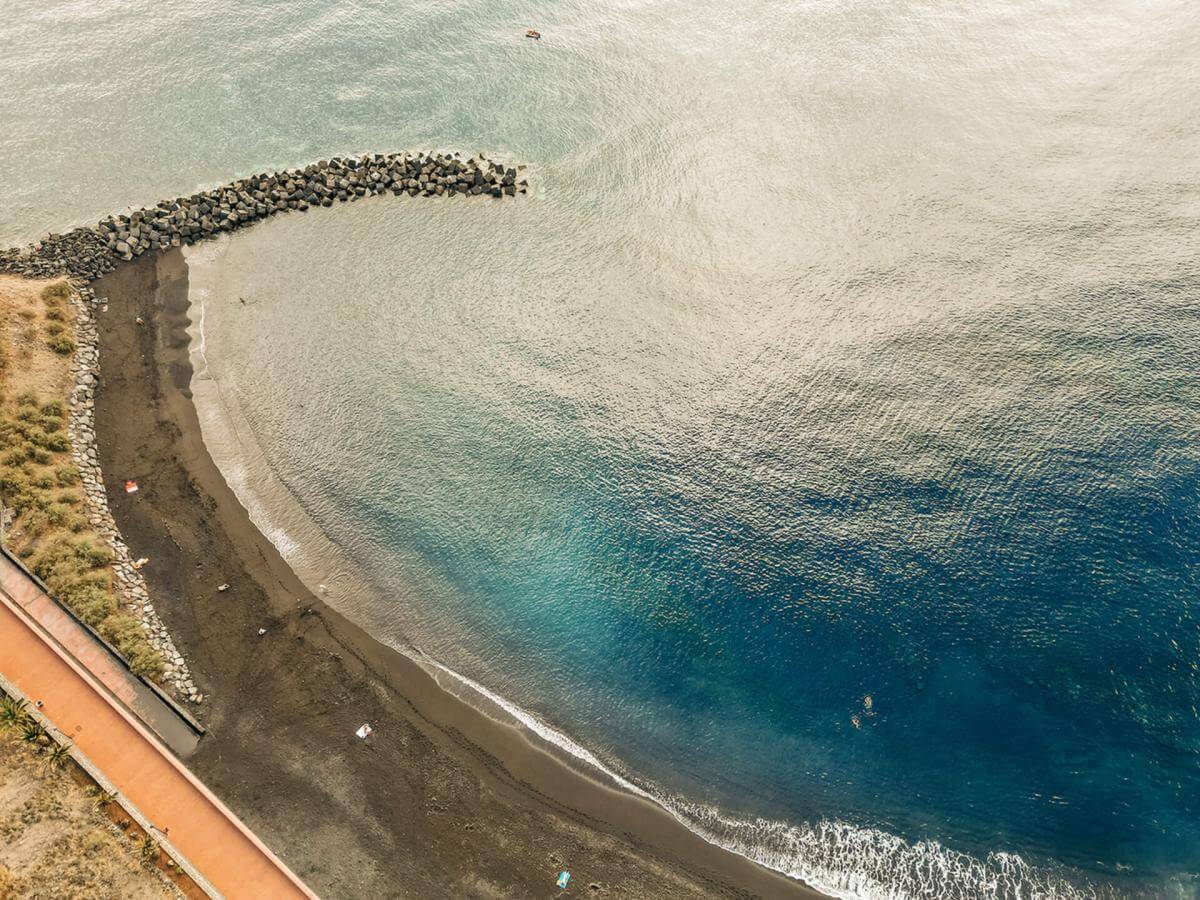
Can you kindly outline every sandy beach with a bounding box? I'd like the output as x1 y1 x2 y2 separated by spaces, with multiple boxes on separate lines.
89 249 822 899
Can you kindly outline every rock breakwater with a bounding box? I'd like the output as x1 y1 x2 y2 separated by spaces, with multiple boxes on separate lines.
0 151 527 282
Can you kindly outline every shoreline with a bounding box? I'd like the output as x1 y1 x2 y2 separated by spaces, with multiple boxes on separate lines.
92 248 823 897
0 158 1115 900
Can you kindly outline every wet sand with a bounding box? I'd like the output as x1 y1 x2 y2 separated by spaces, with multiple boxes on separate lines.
90 249 822 899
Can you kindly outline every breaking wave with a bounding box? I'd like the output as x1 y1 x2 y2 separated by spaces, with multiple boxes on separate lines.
417 654 1116 900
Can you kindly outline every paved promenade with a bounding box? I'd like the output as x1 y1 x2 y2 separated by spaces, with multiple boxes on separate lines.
0 549 316 900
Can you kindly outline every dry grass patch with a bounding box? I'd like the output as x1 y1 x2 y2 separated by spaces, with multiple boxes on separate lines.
0 697 178 899
0 276 161 677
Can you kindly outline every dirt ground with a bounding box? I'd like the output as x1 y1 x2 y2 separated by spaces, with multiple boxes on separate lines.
0 734 177 900
0 276 73 404
87 250 819 899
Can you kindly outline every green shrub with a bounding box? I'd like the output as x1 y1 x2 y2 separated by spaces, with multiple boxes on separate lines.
42 433 69 452
139 836 160 865
29 535 111 582
48 335 75 356
41 742 71 774
7 440 50 465
99 613 162 678
15 391 38 407
66 514 88 533
54 464 79 486
78 540 113 568
44 565 109 600
44 503 71 526
40 400 65 418
41 281 71 305
70 584 116 627
28 536 79 580
4 476 38 511
0 696 28 729
55 489 79 506
19 428 47 452
44 307 65 322
40 415 63 434
31 472 54 490
45 322 65 337
20 508 49 539
0 466 27 495
20 720 45 745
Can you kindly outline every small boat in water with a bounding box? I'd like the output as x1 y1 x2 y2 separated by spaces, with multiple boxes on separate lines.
525 29 541 40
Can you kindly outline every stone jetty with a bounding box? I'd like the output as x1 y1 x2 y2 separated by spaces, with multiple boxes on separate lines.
0 151 527 282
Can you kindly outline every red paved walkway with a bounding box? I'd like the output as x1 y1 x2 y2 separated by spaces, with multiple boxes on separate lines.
0 557 315 900
0 550 201 756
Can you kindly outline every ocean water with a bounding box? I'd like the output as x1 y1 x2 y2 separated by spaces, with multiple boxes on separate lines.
3 0 1199 896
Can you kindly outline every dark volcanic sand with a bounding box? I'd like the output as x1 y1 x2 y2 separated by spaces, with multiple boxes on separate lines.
90 250 821 899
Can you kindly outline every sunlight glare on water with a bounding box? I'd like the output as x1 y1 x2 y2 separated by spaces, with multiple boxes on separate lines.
3 0 1199 896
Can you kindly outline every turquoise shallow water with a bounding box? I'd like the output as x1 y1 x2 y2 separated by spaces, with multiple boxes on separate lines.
4 1 1200 896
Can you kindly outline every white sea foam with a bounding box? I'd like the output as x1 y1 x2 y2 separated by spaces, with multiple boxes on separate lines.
416 654 1113 900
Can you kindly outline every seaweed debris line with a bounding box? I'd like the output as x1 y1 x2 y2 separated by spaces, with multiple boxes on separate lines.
0 152 527 282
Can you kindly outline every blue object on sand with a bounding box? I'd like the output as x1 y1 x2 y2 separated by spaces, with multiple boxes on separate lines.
556 870 571 889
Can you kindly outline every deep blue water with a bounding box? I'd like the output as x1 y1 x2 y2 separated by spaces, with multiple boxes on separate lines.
5 0 1200 895
185 206 1200 897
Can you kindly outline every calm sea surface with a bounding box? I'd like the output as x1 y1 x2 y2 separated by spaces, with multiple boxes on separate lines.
3 1 1199 896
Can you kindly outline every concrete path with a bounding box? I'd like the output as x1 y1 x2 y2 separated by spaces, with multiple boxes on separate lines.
0 551 316 900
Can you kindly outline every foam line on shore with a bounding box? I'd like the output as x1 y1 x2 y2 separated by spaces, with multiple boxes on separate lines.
413 653 1114 900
